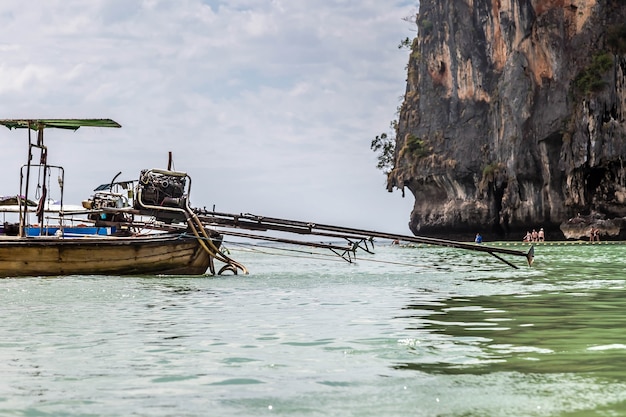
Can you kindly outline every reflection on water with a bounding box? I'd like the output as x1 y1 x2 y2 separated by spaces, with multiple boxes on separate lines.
398 289 626 376
389 244 626 415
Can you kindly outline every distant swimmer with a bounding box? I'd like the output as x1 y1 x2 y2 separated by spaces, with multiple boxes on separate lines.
538 228 545 242
531 229 538 242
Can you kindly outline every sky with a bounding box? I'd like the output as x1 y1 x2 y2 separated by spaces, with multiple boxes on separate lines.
0 0 418 235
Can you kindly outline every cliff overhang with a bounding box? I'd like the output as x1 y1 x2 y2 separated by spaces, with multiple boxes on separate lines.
388 0 626 240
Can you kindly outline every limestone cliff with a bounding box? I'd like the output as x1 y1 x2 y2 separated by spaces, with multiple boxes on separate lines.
388 0 626 240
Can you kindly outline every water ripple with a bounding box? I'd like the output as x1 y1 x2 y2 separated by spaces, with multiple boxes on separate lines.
1 244 626 415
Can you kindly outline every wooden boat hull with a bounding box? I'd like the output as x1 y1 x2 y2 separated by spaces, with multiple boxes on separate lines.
0 234 214 277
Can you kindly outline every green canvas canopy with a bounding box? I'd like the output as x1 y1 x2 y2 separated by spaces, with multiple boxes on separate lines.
0 119 121 131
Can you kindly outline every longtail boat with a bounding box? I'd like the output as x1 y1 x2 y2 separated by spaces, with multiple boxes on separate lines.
0 119 246 278
0 119 533 278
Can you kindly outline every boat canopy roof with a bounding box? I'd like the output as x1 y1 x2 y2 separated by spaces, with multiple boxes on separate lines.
0 196 36 207
0 119 121 131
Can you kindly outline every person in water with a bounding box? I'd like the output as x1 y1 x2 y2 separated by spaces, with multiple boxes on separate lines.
475 233 483 243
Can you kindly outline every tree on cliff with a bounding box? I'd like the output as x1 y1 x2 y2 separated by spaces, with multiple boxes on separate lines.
370 120 397 174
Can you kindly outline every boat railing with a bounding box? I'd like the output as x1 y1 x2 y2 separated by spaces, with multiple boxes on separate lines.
19 164 65 237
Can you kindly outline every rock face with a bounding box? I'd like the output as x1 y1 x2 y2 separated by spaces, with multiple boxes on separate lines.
387 0 626 240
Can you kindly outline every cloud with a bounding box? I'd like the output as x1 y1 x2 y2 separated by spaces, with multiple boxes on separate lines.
0 0 418 234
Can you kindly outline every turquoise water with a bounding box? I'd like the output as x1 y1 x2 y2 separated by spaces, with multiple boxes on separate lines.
1 242 626 416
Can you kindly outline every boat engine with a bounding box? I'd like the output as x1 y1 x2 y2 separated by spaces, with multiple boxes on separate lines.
135 169 187 210
83 192 130 224
84 192 128 210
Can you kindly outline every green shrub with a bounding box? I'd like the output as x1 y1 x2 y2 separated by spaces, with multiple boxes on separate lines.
573 52 613 94
482 162 500 178
419 19 433 36
406 134 427 157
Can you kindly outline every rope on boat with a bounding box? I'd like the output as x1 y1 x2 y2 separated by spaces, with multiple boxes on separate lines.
228 243 349 264
184 204 249 275
226 240 349 260
132 176 249 276
223 240 443 269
